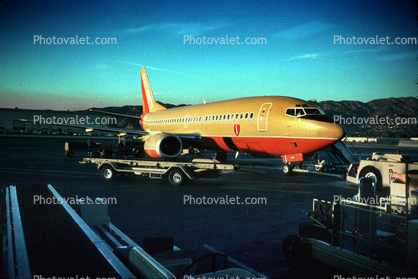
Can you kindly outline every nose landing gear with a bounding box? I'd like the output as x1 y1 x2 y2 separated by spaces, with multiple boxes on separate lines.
282 163 295 175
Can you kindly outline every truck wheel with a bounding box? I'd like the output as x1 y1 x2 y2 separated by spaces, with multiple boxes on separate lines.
101 166 116 181
168 169 185 186
359 166 382 191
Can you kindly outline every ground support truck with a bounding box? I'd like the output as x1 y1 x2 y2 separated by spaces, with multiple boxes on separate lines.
346 152 418 191
80 157 239 185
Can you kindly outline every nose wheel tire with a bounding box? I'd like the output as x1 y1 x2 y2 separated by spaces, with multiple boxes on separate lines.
283 164 294 175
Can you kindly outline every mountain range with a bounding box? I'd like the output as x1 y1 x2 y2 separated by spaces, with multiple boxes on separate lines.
91 97 418 138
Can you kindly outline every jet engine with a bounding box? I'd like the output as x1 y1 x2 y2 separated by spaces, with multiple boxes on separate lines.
144 133 183 159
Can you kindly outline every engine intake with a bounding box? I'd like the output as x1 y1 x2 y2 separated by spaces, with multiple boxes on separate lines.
144 133 182 159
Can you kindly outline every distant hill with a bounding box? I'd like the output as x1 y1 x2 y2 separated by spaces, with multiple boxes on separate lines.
317 97 418 137
91 97 418 138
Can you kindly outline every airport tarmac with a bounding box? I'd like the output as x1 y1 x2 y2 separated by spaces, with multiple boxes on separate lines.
0 135 417 278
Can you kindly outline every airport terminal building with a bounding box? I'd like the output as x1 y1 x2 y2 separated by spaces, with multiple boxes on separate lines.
0 108 111 135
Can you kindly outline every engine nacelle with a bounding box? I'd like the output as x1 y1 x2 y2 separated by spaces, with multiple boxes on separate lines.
144 133 182 159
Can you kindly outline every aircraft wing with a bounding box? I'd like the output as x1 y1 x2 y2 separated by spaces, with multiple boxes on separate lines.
18 119 203 142
19 118 147 136
89 109 142 120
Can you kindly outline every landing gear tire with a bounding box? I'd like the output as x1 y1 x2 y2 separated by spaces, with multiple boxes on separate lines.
322 165 329 172
212 151 227 163
283 164 294 175
101 166 116 181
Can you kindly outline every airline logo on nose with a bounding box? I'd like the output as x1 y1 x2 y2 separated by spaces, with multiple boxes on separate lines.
142 72 154 110
233 124 241 136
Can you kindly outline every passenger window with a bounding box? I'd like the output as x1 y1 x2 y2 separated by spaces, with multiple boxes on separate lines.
245 112 249 119
227 114 230 120
240 113 244 120
249 112 254 119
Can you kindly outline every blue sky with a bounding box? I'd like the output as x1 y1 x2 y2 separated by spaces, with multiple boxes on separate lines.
0 0 417 110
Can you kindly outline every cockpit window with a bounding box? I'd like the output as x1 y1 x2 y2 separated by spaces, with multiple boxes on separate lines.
296 109 304 117
304 108 322 115
286 107 324 117
285 108 295 116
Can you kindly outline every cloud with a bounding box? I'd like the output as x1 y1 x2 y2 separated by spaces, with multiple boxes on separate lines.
345 46 387 54
123 22 228 36
286 46 387 61
377 50 418 61
287 53 323 61
274 20 334 40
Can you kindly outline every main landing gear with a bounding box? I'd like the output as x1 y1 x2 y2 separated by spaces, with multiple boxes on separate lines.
212 150 227 163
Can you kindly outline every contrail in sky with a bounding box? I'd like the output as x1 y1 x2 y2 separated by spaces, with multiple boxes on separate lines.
113 60 185 75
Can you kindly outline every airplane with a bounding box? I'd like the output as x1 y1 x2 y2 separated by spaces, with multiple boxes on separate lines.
22 67 345 174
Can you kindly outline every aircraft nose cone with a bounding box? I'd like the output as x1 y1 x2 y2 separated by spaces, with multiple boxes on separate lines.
316 122 346 148
332 123 346 141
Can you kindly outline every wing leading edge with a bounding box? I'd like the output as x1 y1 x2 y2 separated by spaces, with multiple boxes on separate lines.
19 118 147 136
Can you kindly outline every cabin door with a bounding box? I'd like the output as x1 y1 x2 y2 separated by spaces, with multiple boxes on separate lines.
257 103 272 131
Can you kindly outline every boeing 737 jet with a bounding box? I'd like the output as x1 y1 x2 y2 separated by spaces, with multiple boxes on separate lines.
22 67 345 173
